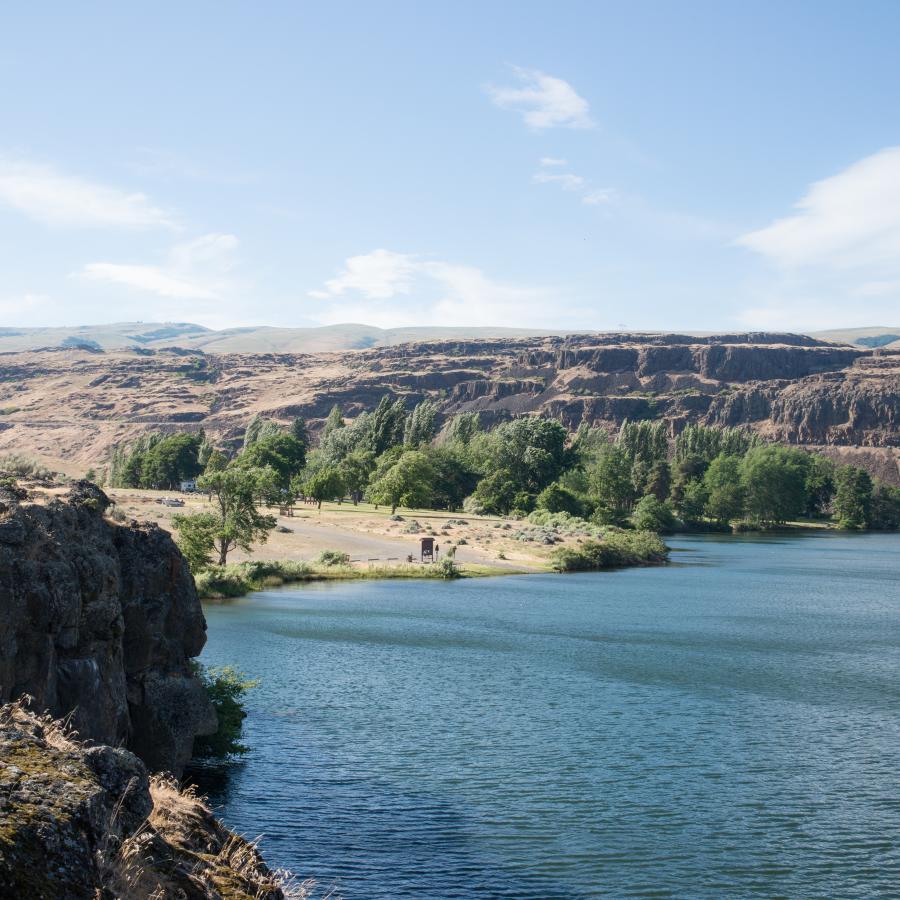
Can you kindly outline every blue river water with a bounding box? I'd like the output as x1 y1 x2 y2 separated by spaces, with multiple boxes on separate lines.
196 532 900 898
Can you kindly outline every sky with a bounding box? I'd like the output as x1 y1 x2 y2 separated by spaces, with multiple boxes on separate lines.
2 0 900 332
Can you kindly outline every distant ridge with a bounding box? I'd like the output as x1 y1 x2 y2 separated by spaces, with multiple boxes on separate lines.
0 322 576 354
2 321 899 354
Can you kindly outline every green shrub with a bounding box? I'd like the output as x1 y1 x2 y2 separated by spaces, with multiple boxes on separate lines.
0 453 53 479
436 557 461 578
191 663 259 759
317 549 351 566
550 530 668 572
194 560 313 598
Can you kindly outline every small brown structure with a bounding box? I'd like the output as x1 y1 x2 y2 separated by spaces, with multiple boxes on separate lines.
420 537 435 562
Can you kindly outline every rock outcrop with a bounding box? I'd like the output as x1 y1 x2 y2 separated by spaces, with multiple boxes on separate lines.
0 702 290 899
0 481 216 775
1 332 898 484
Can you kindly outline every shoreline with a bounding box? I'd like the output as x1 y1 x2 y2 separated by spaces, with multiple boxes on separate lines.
195 559 541 601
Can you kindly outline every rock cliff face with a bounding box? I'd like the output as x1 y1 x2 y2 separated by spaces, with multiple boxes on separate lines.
1 332 898 483
0 702 288 899
0 481 215 775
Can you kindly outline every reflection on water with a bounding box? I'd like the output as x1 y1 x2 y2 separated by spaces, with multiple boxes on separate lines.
198 531 900 899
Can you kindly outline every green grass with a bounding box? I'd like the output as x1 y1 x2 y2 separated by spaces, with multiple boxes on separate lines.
194 557 498 599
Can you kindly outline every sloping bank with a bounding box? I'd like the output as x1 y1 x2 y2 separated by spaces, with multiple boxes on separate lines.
194 530 670 601
0 481 297 898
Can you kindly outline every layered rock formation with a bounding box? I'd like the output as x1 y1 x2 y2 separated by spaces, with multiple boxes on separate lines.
0 702 289 899
1 332 897 482
0 481 215 775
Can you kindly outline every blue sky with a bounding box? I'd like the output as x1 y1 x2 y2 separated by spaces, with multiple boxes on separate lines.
2 1 900 331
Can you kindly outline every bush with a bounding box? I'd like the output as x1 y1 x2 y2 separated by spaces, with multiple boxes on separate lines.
0 453 54 480
550 530 669 572
191 663 259 759
629 495 677 533
436 558 461 579
317 549 351 566
536 483 584 516
194 560 313 598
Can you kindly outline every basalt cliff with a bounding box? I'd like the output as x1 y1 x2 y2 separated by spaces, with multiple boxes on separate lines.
0 482 298 898
1 331 898 482
0 480 215 775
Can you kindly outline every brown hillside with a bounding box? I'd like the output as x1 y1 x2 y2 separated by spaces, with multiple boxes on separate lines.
1 332 897 483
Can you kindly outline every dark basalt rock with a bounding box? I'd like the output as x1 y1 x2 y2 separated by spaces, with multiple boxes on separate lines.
0 703 285 899
0 485 215 776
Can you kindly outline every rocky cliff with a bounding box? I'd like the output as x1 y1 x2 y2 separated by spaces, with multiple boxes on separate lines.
0 480 216 775
1 332 898 483
0 701 291 899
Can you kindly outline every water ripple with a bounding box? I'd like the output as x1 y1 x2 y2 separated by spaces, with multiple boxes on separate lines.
192 532 900 899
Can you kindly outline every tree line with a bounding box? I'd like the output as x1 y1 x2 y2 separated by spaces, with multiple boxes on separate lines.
101 402 900 570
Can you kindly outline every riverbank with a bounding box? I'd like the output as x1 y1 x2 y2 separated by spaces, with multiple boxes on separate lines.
195 558 535 600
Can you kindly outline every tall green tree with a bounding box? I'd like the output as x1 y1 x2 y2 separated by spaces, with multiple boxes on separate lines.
588 443 636 524
403 400 438 447
833 466 872 529
366 450 434 514
297 466 346 510
235 432 306 493
337 450 376 504
870 482 900 530
321 404 345 440
174 467 277 566
703 454 745 525
740 446 809 527
290 416 310 453
424 447 479 511
369 395 408 455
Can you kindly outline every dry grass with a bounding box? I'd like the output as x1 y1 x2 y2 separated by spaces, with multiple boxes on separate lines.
1 699 331 899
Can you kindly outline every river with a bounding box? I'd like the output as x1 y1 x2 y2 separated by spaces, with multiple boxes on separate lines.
196 532 900 898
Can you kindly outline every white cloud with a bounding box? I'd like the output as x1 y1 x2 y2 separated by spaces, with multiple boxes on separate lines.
316 248 417 300
735 148 900 328
79 264 217 299
0 159 175 228
311 249 568 328
532 171 586 192
485 66 593 130
531 159 615 207
737 147 900 269
75 232 238 300
582 189 615 206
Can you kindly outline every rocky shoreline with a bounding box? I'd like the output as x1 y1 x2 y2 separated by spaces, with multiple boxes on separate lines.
0 482 301 897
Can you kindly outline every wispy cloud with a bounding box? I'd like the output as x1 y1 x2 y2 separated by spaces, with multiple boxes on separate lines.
532 171 586 192
128 147 258 185
75 233 238 300
0 292 48 317
0 159 175 228
309 248 571 328
531 159 614 206
485 66 593 130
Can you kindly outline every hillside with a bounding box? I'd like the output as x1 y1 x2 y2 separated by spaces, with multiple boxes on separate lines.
0 321 575 354
6 320 900 354
1 331 897 484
